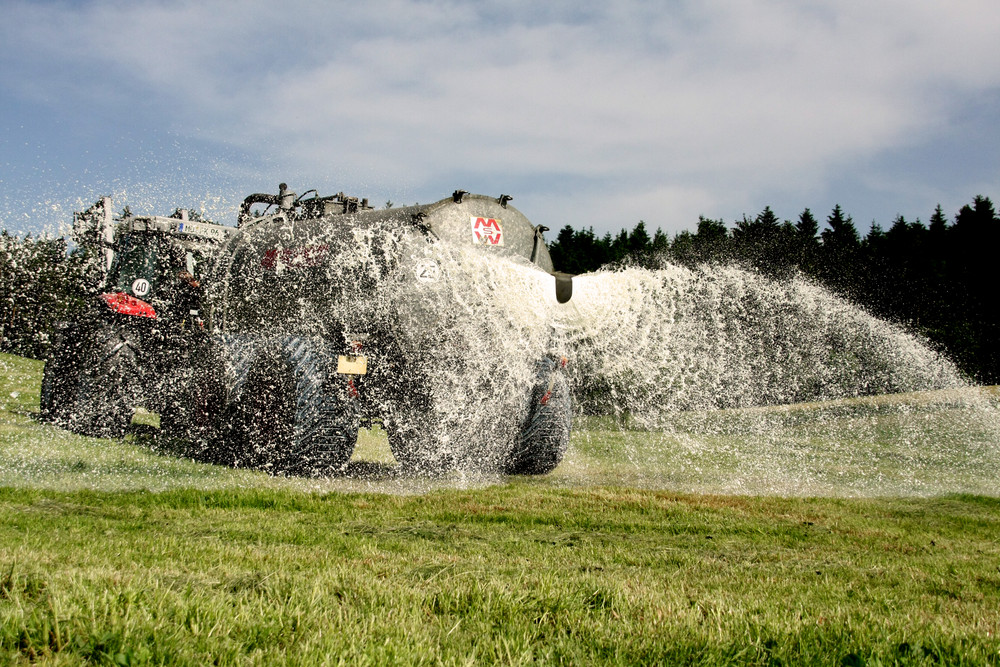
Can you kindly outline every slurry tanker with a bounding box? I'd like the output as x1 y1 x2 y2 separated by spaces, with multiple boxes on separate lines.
42 185 574 476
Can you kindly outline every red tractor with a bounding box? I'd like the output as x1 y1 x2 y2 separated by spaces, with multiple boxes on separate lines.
40 198 232 438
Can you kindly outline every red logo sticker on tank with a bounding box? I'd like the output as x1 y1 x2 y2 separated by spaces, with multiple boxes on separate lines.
471 217 504 246
261 243 330 270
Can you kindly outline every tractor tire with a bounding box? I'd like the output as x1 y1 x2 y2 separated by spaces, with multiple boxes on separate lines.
66 326 140 439
39 323 84 424
227 337 359 476
504 358 572 475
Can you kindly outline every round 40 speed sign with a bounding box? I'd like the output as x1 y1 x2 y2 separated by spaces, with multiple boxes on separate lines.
131 278 151 297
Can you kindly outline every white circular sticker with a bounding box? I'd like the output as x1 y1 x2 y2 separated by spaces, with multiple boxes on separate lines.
414 259 441 284
131 278 151 296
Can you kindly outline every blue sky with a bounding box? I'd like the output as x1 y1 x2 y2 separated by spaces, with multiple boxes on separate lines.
2 0 999 238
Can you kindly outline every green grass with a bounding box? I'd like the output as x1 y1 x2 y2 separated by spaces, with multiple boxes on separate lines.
2 352 1000 664
2 487 1000 665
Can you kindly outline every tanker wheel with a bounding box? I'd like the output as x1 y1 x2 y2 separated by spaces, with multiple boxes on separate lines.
504 359 572 475
229 337 359 476
66 326 140 439
39 323 84 424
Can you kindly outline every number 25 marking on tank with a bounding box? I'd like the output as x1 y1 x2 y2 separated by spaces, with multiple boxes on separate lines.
415 259 441 283
131 279 151 296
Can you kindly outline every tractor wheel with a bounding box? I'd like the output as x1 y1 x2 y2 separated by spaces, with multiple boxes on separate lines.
66 326 140 439
39 323 84 424
504 358 572 475
228 337 359 476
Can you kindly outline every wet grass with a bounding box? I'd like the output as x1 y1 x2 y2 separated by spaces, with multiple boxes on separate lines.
3 352 1000 664
4 352 999 497
556 389 1000 497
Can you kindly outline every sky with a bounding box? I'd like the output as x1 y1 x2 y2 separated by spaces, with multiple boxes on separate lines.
2 0 999 239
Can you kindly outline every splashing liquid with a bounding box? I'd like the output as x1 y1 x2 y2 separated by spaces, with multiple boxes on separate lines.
543 262 999 496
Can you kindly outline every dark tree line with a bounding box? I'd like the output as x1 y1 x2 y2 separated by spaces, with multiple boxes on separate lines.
549 196 1000 384
0 231 98 360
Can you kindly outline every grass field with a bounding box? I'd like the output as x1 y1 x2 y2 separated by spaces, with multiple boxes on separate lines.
2 352 1000 665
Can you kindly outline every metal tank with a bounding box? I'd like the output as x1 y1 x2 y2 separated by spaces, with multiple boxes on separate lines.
176 186 573 477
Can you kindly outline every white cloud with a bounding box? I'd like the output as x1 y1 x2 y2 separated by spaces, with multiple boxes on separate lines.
2 0 999 233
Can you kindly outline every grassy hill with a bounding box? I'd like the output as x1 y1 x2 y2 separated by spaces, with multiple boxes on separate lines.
2 352 999 664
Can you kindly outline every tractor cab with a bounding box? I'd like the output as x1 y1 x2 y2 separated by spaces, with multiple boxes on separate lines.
72 198 233 323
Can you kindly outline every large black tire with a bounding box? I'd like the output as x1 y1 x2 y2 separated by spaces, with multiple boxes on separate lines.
39 323 84 424
65 326 140 439
504 358 572 475
227 337 359 476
